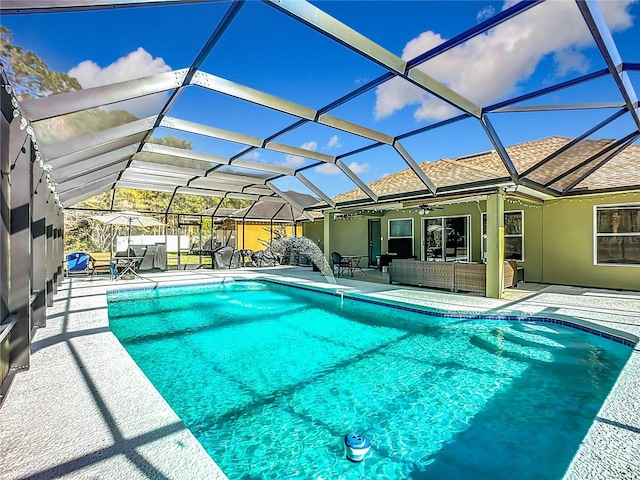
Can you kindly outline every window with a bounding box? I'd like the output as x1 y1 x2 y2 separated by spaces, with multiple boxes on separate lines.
388 218 413 257
423 216 470 261
482 211 524 261
389 218 413 237
594 204 640 266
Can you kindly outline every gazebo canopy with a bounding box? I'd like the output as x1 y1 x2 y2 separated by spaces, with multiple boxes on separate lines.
2 0 639 216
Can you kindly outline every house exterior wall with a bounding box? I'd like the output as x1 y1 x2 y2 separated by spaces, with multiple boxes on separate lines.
384 203 484 261
331 216 370 256
302 191 639 291
519 202 544 283
541 192 640 290
236 223 302 251
303 220 324 252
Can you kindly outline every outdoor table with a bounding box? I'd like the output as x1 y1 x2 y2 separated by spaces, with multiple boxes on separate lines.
341 255 368 277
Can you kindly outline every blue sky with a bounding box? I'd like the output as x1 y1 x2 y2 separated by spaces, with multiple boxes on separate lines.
3 0 639 199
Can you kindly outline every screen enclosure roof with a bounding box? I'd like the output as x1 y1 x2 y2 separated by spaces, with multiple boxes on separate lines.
2 0 639 217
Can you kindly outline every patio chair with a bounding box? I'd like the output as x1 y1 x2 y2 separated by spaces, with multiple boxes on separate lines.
331 252 350 276
65 252 93 276
110 261 118 280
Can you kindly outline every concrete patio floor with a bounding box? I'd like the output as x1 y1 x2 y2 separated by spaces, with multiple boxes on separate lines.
1 266 638 479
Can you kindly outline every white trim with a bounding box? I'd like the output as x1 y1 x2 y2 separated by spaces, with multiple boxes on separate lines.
481 210 524 262
422 215 471 262
388 217 414 256
593 203 640 267
388 217 414 238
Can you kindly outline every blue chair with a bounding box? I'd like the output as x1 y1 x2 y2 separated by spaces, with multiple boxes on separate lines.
109 261 119 280
66 252 93 276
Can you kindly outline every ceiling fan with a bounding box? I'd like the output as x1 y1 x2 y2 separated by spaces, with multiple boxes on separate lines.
417 204 444 214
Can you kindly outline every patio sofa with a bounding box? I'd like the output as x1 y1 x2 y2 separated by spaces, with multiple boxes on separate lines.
389 259 517 295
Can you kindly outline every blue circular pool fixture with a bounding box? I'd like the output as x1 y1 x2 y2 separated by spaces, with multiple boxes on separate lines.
344 433 371 462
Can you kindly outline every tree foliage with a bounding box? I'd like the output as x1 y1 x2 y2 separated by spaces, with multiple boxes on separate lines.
1 26 81 98
149 135 192 150
3 27 253 254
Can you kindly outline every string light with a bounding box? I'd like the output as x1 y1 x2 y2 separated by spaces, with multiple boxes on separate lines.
5 81 62 208
331 192 638 219
505 198 542 209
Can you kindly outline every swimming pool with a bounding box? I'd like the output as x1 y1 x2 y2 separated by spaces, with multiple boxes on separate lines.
107 280 632 480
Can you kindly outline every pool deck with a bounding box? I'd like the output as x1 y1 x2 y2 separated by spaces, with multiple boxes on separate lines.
1 266 638 479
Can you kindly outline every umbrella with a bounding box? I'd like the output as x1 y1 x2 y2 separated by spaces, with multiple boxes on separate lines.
91 211 166 250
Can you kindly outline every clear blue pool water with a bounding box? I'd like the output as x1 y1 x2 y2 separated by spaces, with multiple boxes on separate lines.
107 280 632 480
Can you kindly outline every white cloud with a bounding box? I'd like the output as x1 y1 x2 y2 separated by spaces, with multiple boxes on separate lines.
240 150 262 162
347 161 369 174
326 135 342 150
315 161 369 175
69 47 172 117
477 5 496 21
553 48 590 77
280 141 317 168
315 163 341 174
375 0 636 121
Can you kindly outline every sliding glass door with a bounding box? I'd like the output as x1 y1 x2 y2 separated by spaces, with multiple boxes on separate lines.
423 216 470 261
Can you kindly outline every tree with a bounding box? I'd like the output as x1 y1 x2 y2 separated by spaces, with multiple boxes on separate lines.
1 26 81 98
3 28 252 253
148 135 192 150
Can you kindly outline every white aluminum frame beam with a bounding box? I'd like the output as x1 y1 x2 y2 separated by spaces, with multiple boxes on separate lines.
177 187 265 202
265 142 335 163
266 0 481 118
205 171 270 185
1 1 209 13
142 143 230 166
120 171 190 187
160 116 263 148
295 172 335 208
494 102 625 113
53 159 129 185
144 143 297 176
125 165 194 180
41 116 157 160
48 135 147 168
480 114 520 184
266 182 314 221
230 159 295 176
317 114 393 144
50 143 139 172
59 173 120 203
336 159 378 202
55 164 127 194
129 160 208 178
393 141 437 194
21 70 188 121
61 183 114 207
116 181 177 193
191 71 316 120
576 0 640 129
189 177 272 195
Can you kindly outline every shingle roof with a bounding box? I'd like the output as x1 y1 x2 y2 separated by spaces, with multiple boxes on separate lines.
332 137 640 204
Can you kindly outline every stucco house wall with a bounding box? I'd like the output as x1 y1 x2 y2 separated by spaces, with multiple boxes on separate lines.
304 191 639 291
541 192 640 290
303 220 324 252
236 223 301 251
